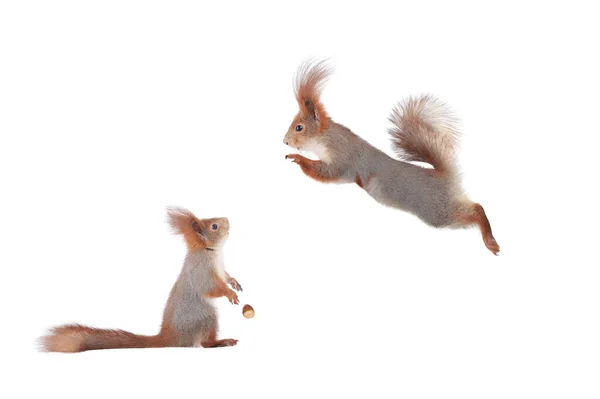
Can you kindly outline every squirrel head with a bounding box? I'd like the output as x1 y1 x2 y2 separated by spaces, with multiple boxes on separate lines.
284 113 322 149
166 207 230 251
284 59 331 149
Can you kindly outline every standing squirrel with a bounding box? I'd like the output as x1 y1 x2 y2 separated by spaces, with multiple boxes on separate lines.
40 207 243 352
284 60 499 255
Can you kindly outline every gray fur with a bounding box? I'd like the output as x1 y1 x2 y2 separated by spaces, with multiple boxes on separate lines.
312 122 457 227
161 249 223 346
285 61 498 254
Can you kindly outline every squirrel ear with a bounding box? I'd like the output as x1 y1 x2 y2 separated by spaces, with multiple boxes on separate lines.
303 99 321 123
191 220 207 243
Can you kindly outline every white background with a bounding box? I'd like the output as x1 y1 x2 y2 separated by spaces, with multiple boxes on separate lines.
1 1 599 398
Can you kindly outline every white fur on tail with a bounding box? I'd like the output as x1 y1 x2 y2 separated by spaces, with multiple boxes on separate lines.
388 94 460 175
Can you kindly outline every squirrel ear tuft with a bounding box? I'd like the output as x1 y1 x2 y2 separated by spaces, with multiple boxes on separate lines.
295 59 331 130
166 207 208 250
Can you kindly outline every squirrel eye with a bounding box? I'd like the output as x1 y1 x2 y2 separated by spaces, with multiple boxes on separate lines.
295 124 304 132
211 223 218 231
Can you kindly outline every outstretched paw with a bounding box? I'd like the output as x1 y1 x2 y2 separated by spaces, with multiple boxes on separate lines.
285 154 305 163
229 278 243 292
226 290 240 305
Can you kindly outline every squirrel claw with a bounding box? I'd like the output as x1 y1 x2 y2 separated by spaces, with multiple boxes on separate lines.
229 278 243 292
286 154 301 163
227 291 239 305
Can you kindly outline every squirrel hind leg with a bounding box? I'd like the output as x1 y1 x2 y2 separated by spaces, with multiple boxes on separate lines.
453 201 500 255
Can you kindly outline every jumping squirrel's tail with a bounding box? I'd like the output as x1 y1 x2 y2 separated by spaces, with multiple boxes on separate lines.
388 94 460 175
39 324 168 353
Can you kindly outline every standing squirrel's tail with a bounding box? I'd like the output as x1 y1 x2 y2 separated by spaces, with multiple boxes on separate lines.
39 324 168 353
388 94 460 175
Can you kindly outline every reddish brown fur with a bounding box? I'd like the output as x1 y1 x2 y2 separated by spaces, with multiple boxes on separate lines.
295 60 331 132
166 207 207 251
285 154 337 183
355 173 364 188
205 271 239 304
40 324 169 353
453 202 500 255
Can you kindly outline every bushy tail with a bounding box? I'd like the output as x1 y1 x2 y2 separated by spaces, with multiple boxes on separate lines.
39 324 168 353
388 94 460 175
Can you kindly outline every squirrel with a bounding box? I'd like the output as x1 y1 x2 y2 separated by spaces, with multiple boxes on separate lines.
40 207 243 352
284 60 499 255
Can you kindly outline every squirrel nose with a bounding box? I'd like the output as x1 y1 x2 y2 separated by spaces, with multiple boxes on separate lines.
221 218 230 230
285 140 289 145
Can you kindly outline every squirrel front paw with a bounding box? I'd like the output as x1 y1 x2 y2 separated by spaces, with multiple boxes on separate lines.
285 154 306 163
229 278 243 292
226 290 239 305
